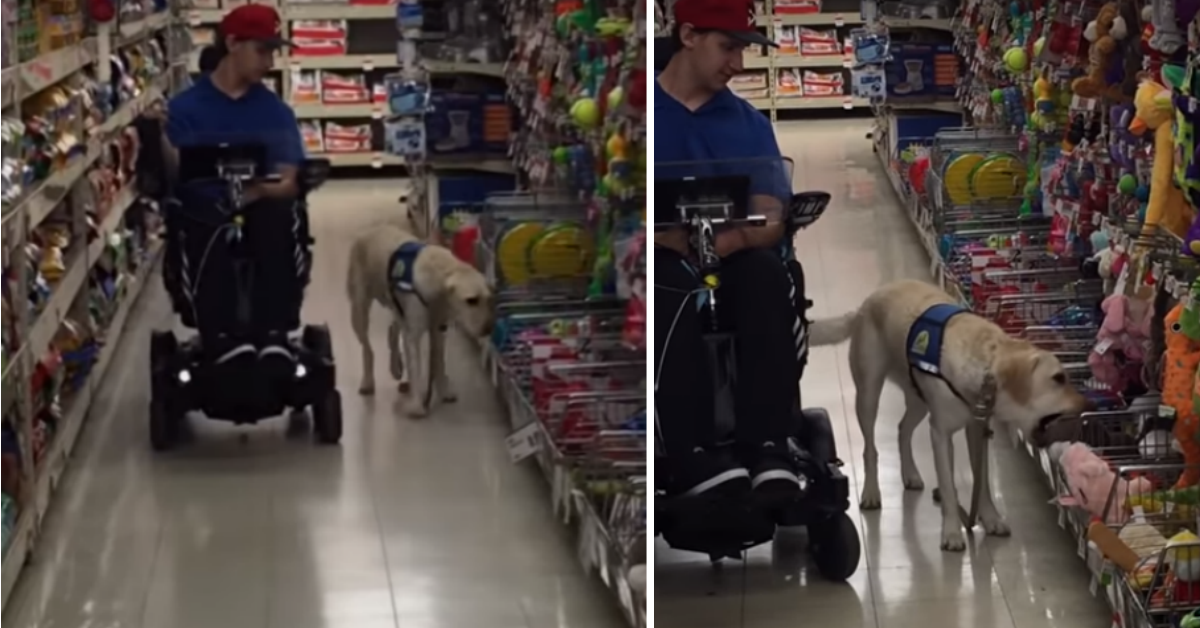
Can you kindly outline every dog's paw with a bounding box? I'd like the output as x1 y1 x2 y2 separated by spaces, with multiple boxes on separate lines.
980 513 1012 537
359 383 376 396
859 487 882 510
397 380 412 394
940 528 967 552
404 401 429 418
902 472 925 491
442 390 459 403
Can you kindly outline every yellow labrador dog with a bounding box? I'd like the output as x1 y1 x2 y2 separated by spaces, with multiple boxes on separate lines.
810 279 1086 551
347 223 494 417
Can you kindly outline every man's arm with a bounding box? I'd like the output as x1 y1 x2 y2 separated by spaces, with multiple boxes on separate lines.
244 109 304 204
717 115 790 256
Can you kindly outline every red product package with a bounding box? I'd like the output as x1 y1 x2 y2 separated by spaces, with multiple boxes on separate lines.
802 71 844 97
799 28 840 55
291 39 348 57
323 122 372 152
291 20 348 40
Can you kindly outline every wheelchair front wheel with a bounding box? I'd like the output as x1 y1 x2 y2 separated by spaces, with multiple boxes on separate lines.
809 512 861 581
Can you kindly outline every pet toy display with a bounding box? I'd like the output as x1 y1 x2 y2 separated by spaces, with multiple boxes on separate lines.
876 1 1200 624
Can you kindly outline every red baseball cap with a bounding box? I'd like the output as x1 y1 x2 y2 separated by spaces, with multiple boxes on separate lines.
221 4 292 47
673 0 775 47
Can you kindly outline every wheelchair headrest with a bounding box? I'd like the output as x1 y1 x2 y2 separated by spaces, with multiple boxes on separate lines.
301 158 332 193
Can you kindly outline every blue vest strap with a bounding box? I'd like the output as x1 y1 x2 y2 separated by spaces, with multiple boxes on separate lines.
389 241 426 294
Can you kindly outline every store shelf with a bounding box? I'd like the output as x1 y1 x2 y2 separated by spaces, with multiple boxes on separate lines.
293 103 384 119
1 507 34 606
2 39 100 109
775 96 869 110
286 55 397 70
424 61 506 78
773 55 849 68
883 100 963 113
187 4 397 24
118 11 176 44
314 152 515 173
756 12 864 26
27 185 139 357
16 83 166 230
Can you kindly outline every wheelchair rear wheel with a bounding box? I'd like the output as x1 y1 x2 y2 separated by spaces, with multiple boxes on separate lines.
303 325 343 445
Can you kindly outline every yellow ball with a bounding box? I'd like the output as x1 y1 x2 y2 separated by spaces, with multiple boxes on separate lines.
570 98 600 129
1003 47 1028 73
607 87 625 111
1033 36 1046 58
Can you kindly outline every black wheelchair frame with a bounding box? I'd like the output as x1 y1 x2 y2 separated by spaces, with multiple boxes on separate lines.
149 153 343 451
654 189 862 582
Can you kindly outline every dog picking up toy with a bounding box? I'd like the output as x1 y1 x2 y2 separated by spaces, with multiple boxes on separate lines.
347 223 494 418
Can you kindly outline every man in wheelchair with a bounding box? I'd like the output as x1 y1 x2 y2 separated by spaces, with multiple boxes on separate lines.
144 3 342 450
656 0 802 502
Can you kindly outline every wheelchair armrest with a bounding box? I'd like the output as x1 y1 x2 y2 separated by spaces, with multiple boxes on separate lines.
785 192 832 237
299 158 332 195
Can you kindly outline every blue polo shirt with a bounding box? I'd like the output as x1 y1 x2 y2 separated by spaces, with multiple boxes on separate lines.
167 76 304 176
654 78 791 201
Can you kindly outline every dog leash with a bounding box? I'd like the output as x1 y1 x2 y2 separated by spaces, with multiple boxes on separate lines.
933 373 996 532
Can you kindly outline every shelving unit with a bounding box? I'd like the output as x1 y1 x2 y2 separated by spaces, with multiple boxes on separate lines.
186 3 511 171
734 7 959 119
1 5 187 611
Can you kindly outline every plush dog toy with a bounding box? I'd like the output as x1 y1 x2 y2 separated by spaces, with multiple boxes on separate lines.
1057 442 1152 523
1132 78 1194 240
1164 304 1200 487
1072 3 1129 99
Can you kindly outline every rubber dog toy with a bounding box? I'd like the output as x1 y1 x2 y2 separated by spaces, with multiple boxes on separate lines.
1165 304 1200 488
1131 78 1193 240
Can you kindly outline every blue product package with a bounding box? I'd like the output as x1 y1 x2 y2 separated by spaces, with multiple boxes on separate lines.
396 0 424 29
426 93 485 154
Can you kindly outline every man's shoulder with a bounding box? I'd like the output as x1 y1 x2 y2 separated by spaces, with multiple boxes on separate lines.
722 91 772 129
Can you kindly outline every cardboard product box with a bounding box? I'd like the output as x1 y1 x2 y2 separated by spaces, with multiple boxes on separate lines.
426 92 484 155
885 43 958 98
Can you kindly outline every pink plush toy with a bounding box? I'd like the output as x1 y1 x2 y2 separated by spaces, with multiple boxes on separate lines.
1057 442 1152 524
1089 293 1152 391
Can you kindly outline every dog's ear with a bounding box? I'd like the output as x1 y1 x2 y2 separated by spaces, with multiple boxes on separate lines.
994 347 1035 406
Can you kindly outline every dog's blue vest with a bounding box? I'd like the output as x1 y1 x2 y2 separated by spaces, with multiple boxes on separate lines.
906 303 970 402
389 241 425 296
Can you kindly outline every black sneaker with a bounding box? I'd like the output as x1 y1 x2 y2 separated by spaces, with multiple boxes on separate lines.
672 448 751 498
751 441 801 501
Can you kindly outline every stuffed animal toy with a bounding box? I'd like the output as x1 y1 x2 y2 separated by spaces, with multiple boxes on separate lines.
1072 3 1129 99
1160 530 1200 606
1164 304 1200 487
1057 442 1153 523
1164 64 1200 211
1131 78 1194 240
1089 292 1152 391
1149 0 1188 53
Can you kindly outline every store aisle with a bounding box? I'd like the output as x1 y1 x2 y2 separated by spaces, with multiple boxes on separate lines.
655 120 1115 628
2 183 626 628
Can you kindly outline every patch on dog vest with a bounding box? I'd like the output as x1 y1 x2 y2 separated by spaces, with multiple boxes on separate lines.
389 241 425 294
906 303 968 376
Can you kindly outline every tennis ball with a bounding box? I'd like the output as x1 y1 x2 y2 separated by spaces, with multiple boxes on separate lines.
991 89 1005 104
571 98 600 129
1033 36 1046 58
1119 173 1138 194
1003 47 1028 73
606 134 627 159
607 86 625 111
553 146 570 164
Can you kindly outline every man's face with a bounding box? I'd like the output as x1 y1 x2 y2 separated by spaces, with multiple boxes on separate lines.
226 37 276 83
679 26 748 91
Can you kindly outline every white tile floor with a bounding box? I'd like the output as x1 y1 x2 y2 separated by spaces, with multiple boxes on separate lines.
653 120 1116 628
2 183 627 628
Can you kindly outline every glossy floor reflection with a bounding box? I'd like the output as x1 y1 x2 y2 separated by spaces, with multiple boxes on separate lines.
654 120 1114 628
2 182 627 628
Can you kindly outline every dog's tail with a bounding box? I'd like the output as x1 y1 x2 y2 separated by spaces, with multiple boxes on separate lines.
809 310 858 346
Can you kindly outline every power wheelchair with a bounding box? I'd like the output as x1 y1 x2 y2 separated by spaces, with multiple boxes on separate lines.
653 170 861 582
150 143 343 451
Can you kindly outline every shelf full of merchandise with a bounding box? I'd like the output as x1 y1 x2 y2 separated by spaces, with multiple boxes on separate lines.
186 2 516 173
463 0 649 624
873 1 1200 626
1 3 189 611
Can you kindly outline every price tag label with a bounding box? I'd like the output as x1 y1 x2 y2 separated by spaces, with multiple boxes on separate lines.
188 11 202 26
371 106 383 120
842 97 854 110
506 421 543 463
371 154 384 169
834 14 845 27
363 58 375 72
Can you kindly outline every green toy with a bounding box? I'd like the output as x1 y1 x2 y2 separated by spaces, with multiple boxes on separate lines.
1182 278 1200 340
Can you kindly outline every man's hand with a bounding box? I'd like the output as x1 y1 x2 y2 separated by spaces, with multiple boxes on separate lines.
143 99 168 122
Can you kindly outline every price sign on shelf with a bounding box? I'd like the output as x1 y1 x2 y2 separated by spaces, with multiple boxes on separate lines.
371 106 384 120
371 154 384 169
506 422 543 463
842 97 854 110
188 10 202 26
834 14 845 27
362 58 375 72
